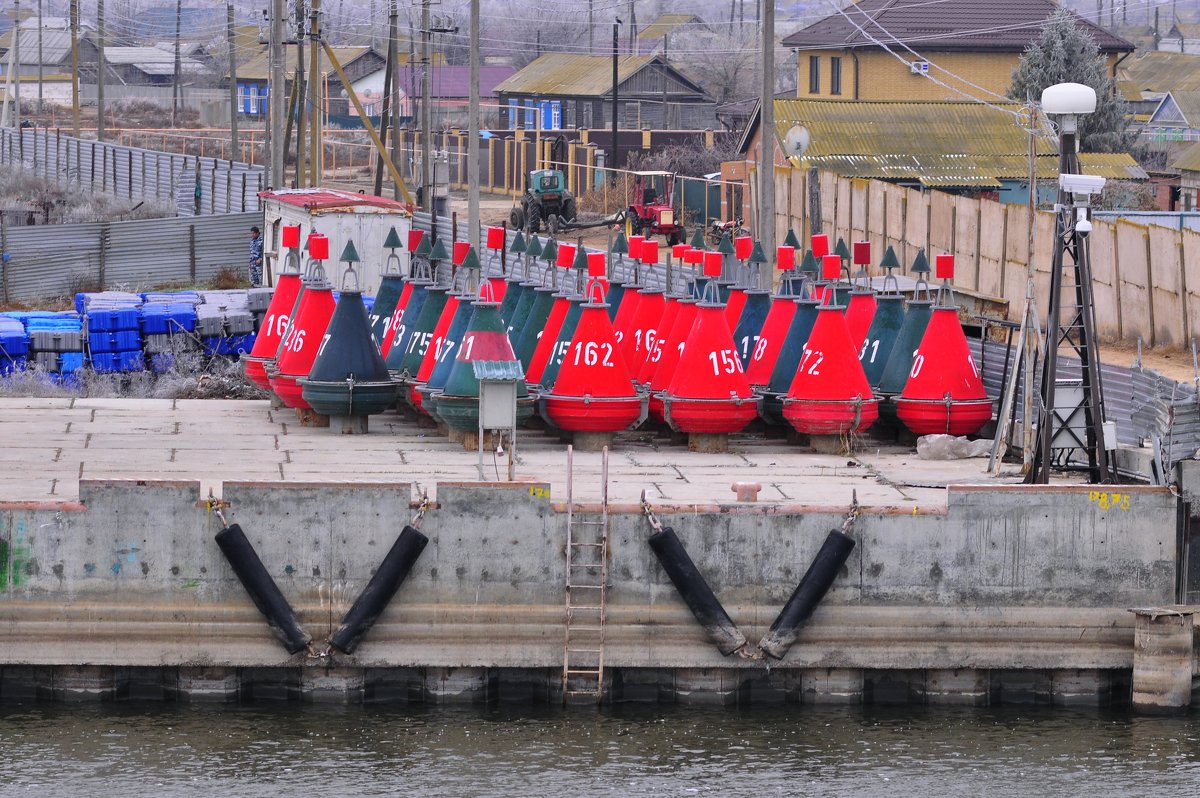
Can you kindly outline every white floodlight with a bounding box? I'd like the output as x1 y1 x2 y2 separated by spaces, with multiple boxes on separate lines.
1058 173 1106 196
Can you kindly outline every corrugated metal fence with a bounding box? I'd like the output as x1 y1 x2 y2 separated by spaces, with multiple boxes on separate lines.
1 212 259 302
0 128 266 216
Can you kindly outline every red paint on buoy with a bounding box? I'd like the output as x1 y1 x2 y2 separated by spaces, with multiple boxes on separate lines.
636 296 682 385
724 287 748 328
663 303 757 433
269 280 336 409
645 299 698 422
844 289 877 350
735 235 752 261
935 253 954 280
243 271 303 390
557 243 576 269
895 306 992 435
307 233 329 261
703 251 723 277
743 295 799 388
453 241 470 266
777 246 795 271
409 294 461 411
641 240 659 265
811 234 829 258
543 296 640 432
525 293 573 385
853 241 870 265
281 225 300 249
408 229 424 252
379 281 415 358
619 289 666 374
486 226 505 250
782 305 878 435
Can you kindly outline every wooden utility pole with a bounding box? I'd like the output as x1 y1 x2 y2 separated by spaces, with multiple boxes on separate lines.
227 3 240 162
757 0 774 287
97 0 105 141
611 20 619 175
269 0 285 187
373 0 398 196
309 0 321 186
171 0 181 126
420 0 431 211
12 0 20 133
69 0 79 135
468 0 479 247
37 0 42 114
295 0 307 187
661 33 668 129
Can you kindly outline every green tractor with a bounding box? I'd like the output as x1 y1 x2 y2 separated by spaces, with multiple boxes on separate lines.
509 168 578 234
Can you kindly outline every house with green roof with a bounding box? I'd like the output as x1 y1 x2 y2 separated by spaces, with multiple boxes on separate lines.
494 52 713 131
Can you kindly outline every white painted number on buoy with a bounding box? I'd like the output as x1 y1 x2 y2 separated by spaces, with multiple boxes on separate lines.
860 338 880 363
799 348 823 376
392 324 406 349
285 329 306 353
436 338 454 363
910 351 925 378
265 314 289 338
708 349 742 375
634 328 656 354
967 353 979 378
317 333 331 358
753 337 768 362
572 340 614 367
739 335 761 361
460 335 475 360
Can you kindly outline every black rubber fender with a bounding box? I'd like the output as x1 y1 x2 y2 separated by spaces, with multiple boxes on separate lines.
214 524 312 655
758 529 856 660
329 525 429 655
648 526 747 656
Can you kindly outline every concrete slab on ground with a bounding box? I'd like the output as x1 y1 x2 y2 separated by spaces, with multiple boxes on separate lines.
0 398 1036 505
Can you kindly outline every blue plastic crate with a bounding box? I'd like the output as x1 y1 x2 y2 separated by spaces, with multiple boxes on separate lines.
59 352 86 373
0 326 27 358
91 351 144 373
87 307 141 332
140 304 197 335
88 330 142 354
201 333 256 357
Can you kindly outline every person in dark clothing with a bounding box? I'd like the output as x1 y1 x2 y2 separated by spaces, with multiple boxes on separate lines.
249 226 264 287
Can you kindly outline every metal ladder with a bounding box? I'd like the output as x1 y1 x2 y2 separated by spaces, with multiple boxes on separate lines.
562 445 609 703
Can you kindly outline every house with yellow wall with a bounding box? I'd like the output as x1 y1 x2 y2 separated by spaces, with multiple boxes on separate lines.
782 0 1134 104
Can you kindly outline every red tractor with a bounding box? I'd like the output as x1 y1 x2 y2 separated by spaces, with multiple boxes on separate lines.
627 171 686 245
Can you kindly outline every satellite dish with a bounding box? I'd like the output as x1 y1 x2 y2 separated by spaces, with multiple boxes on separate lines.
782 124 810 158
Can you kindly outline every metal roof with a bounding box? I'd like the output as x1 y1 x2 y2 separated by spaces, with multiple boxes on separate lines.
1119 51 1200 95
782 0 1134 53
0 28 80 64
236 46 377 81
473 360 525 381
395 65 516 100
260 188 410 213
638 14 699 40
1172 141 1200 172
494 53 662 97
770 100 1146 183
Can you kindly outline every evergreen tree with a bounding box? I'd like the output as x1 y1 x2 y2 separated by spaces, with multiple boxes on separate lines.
1008 9 1131 153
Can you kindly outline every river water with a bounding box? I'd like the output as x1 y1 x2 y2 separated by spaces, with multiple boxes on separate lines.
1 703 1198 797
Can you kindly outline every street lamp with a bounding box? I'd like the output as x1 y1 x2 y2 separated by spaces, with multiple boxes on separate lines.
1026 81 1112 485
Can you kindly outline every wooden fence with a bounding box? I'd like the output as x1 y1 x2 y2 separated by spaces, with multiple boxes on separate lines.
766 167 1200 348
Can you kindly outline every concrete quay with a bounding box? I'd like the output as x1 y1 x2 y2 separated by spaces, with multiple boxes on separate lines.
0 398 1197 710
0 397 1030 506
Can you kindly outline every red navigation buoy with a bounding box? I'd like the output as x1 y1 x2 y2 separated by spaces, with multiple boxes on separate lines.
782 292 878 437
243 225 303 391
894 258 992 435
661 256 757 436
617 285 665 375
525 267 575 387
644 297 697 423
543 279 642 434
742 257 800 389
408 290 461 412
269 233 337 411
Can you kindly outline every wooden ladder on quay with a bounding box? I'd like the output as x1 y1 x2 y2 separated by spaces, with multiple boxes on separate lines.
562 444 609 704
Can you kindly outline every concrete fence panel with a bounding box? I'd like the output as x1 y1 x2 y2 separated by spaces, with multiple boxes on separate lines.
849 178 869 243
1185 229 1200 344
1148 225 1186 347
954 194 982 293
977 199 1005 298
1115 221 1153 345
929 190 955 258
1089 220 1123 341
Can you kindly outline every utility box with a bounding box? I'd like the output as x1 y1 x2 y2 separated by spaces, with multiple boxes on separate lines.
258 188 412 295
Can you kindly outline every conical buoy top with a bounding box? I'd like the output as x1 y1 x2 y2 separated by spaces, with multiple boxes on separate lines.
910 248 930 274
413 234 432 259
510 230 527 255
525 234 543 259
383 226 403 250
689 228 706 249
428 237 449 263
783 228 800 249
542 238 558 265
611 230 629 256
880 245 901 271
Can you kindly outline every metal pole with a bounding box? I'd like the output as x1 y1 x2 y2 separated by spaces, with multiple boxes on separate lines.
309 0 321 186
12 0 20 134
468 0 479 248
373 0 397 196
269 0 285 187
172 0 181 126
295 0 307 187
227 3 240 163
610 20 619 177
36 0 42 114
97 0 105 141
70 0 79 136
757 0 774 288
420 0 431 212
